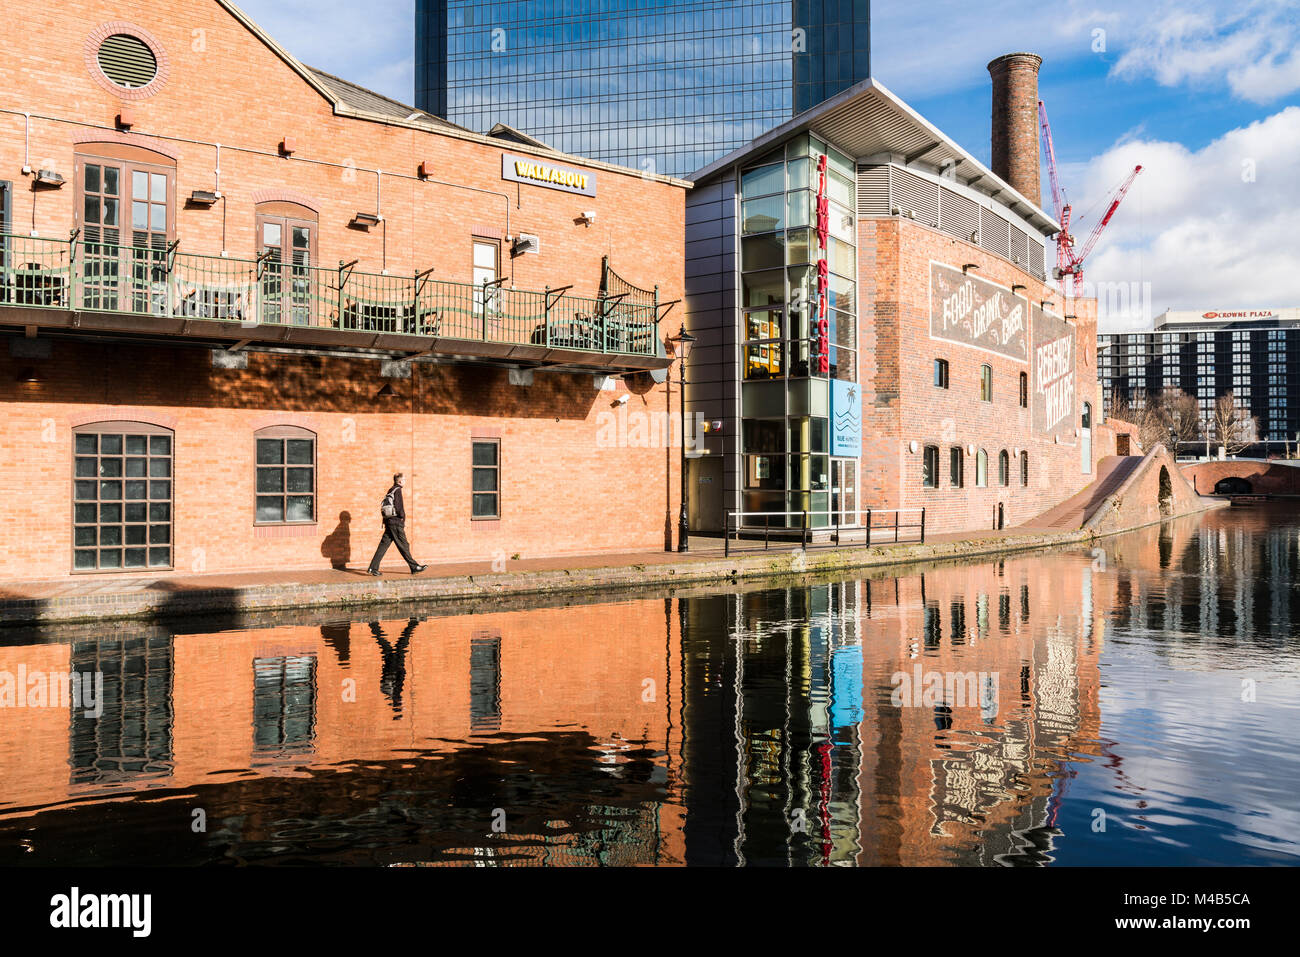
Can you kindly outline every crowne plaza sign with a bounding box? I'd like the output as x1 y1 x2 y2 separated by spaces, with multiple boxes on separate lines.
502 154 597 197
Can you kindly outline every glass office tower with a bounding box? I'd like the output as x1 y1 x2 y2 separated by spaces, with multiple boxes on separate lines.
416 0 870 177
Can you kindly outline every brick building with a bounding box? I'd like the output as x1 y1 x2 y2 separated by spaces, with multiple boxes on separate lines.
0 0 687 580
683 56 1114 536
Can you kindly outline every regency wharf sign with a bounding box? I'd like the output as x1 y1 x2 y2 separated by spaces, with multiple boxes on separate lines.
502 154 597 197
1032 306 1076 439
929 263 1028 362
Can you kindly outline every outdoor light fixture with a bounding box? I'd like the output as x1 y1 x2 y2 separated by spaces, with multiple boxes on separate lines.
188 190 219 207
1041 299 1054 311
116 108 136 130
962 263 979 274
350 212 381 229
670 323 697 553
33 169 64 188
579 210 597 223
375 382 398 399
17 367 41 384
909 440 919 453
967 444 975 456
1012 284 1027 294
969 230 980 243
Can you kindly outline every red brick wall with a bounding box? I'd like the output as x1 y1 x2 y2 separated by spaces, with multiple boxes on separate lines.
0 343 681 578
987 53 1043 208
1086 446 1206 534
0 0 686 580
0 0 682 295
857 217 1105 533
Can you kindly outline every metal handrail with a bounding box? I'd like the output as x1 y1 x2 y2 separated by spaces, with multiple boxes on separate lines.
723 507 926 556
0 232 660 357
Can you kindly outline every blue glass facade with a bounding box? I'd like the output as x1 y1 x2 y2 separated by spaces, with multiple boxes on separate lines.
415 1 869 178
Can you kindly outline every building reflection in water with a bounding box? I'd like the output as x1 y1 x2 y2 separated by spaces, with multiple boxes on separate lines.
1 506 1298 865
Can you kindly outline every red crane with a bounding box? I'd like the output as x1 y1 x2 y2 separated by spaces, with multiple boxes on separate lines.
1038 99 1142 297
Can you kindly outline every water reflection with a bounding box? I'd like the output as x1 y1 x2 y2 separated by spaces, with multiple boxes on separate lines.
1 506 1298 865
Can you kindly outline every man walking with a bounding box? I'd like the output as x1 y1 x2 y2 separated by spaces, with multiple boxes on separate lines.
367 473 427 576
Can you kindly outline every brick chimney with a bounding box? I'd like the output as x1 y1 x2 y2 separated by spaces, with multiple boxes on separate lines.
987 52 1042 207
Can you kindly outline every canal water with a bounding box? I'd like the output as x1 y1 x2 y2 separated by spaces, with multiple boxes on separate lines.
1 505 1298 866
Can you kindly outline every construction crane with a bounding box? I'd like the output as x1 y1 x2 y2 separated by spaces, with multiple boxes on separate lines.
1038 99 1142 298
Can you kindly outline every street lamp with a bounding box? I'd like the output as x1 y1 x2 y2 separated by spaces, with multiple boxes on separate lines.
671 323 697 552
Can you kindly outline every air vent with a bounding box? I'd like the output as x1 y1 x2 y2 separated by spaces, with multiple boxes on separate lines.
890 168 939 226
98 34 158 89
856 164 891 217
1009 226 1028 265
979 208 1010 258
939 188 979 241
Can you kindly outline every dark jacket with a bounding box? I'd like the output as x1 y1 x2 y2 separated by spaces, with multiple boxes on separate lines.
385 484 406 521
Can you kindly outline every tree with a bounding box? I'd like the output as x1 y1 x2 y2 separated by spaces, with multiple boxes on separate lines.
1211 392 1257 456
1148 388 1202 455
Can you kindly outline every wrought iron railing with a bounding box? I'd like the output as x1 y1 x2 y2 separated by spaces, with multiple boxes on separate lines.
0 232 661 357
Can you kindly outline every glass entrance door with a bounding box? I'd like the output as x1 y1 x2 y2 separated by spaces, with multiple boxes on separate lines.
831 459 857 526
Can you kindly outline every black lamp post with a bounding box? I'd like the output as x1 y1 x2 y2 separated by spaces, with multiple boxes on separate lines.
672 323 697 552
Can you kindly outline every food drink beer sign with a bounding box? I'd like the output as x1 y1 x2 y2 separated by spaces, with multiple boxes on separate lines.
929 263 1028 361
1032 306 1075 438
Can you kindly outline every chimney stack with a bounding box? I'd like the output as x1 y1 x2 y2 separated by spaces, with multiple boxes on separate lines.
987 52 1042 207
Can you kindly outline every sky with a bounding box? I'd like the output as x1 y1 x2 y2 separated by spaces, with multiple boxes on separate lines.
234 0 1300 327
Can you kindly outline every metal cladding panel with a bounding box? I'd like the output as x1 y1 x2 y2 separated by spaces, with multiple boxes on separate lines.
856 164 890 217
1009 226 1028 267
939 187 979 240
980 207 1010 258
891 167 939 226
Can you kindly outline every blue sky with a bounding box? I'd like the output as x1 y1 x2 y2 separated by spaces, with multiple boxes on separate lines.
235 0 1300 322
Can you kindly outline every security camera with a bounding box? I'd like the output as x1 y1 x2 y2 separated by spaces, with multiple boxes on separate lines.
581 210 597 222
613 394 630 406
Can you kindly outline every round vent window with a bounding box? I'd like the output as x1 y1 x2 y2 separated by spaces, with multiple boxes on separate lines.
97 34 158 89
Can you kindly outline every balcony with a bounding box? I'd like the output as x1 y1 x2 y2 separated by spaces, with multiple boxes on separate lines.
0 233 671 373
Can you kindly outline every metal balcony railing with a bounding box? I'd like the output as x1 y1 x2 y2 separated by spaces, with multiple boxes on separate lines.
0 232 661 357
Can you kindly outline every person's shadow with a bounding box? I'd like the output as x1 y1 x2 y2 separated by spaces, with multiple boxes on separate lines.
321 511 352 569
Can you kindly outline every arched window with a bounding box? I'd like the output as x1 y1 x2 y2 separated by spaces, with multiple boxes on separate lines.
255 426 317 524
980 365 993 402
73 421 173 571
976 448 988 487
999 449 1010 486
1019 372 1028 408
1021 452 1029 487
75 144 177 312
257 201 318 326
922 445 940 488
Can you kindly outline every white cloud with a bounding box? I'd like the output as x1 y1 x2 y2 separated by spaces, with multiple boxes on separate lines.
1111 0 1300 103
1073 106 1300 324
874 0 1300 105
